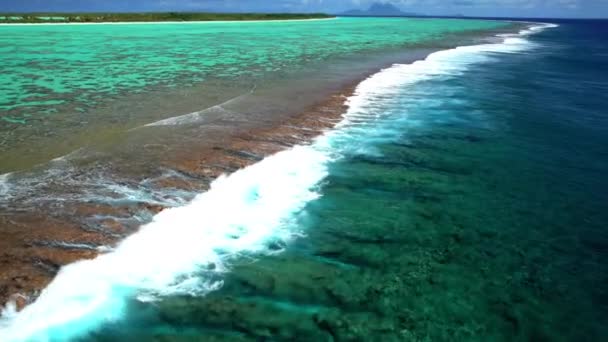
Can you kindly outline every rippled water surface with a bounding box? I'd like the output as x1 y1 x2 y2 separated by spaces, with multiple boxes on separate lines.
3 18 606 342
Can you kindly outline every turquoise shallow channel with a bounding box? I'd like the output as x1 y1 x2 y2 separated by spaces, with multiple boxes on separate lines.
0 18 502 123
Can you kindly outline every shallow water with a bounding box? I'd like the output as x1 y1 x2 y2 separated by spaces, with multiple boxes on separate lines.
0 17 504 173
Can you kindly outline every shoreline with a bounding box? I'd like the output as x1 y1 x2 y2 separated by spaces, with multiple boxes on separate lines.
0 17 337 26
0 22 530 315
0 17 553 28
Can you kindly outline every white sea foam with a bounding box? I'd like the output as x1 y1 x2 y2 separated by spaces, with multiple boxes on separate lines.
0 155 190 211
143 85 256 128
49 148 86 164
0 23 555 342
0 173 11 199
521 22 558 35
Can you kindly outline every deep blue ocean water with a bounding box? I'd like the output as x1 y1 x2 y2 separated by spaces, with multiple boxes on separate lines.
1 20 607 341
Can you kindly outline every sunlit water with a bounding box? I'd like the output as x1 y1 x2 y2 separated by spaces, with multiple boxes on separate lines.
2 20 606 341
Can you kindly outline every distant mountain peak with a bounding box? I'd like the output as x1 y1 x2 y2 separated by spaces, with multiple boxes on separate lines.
368 2 402 14
341 2 417 17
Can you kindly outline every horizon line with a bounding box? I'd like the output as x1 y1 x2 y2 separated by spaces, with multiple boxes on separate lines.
0 11 606 20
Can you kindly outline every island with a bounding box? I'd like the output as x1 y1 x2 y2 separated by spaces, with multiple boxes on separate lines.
0 12 333 24
341 2 420 17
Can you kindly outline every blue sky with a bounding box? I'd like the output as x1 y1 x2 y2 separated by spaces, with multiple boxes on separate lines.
1 0 607 18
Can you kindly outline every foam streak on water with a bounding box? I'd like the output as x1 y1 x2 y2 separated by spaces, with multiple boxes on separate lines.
143 85 257 127
0 173 11 200
0 23 555 342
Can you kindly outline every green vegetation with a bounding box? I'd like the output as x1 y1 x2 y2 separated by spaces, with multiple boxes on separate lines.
0 12 333 24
